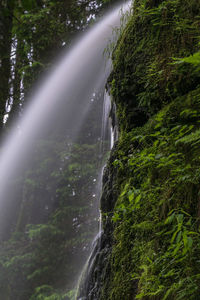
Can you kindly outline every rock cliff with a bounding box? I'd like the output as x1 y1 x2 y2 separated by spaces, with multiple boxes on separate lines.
89 0 200 299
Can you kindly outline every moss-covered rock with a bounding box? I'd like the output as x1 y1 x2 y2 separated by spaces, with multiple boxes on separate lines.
109 0 200 131
96 0 200 299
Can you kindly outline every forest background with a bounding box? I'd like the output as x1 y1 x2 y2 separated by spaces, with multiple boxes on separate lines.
0 0 114 299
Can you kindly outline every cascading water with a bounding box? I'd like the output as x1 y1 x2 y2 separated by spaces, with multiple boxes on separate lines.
0 1 131 298
103 90 119 150
75 91 113 300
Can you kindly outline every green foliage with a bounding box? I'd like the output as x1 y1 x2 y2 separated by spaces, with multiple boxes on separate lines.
102 86 200 299
104 5 132 59
0 136 102 299
20 0 37 11
27 224 62 240
1 0 104 124
172 47 200 73
109 0 200 131
175 51 200 67
30 285 69 300
99 1 200 296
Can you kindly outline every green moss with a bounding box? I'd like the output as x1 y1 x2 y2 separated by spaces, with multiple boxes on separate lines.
102 86 200 299
109 0 200 132
101 0 200 299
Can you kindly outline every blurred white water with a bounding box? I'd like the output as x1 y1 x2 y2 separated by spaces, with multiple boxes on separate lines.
0 0 131 268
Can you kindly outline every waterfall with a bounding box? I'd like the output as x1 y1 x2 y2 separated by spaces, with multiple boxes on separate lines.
103 90 119 150
75 87 120 299
75 91 111 299
0 1 128 238
0 1 131 298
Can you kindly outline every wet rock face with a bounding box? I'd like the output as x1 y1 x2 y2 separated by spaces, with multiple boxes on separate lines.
83 234 112 300
78 144 119 300
101 146 119 217
82 104 149 299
